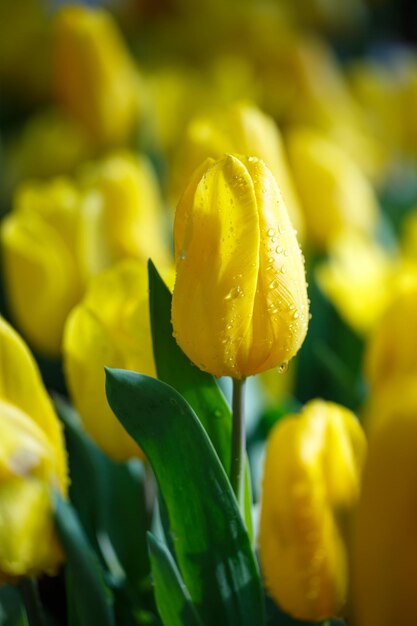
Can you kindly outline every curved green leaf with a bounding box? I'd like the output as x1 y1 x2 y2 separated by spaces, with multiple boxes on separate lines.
148 533 203 626
106 368 264 626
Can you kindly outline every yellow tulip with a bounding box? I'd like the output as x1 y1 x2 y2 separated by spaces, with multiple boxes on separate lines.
365 271 417 391
172 155 309 379
287 127 379 249
1 178 83 356
53 5 140 146
259 399 366 621
351 379 417 626
176 101 304 238
1 152 168 356
78 151 169 268
316 231 394 335
0 316 68 580
64 259 166 461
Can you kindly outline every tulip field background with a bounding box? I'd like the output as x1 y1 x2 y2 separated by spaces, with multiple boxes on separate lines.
1 1 417 625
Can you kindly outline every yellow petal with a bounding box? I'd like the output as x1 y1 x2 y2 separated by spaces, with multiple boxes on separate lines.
64 260 157 461
0 317 67 493
0 478 62 577
172 155 260 378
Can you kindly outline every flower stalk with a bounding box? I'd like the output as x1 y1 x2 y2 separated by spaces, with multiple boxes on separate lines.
230 377 246 509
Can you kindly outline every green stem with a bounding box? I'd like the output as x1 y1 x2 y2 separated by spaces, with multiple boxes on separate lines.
19 578 46 626
230 377 246 508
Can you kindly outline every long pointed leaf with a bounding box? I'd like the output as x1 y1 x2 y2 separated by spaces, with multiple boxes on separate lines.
106 368 264 626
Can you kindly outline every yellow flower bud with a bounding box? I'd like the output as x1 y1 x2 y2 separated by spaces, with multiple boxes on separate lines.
53 6 140 146
172 155 309 379
64 260 172 461
351 379 417 626
0 317 68 579
1 179 83 356
316 231 394 335
1 152 168 356
259 400 366 621
177 101 305 238
287 128 379 249
78 151 169 268
365 272 417 391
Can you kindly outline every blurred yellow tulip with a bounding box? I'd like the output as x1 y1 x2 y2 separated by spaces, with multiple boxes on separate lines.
53 5 141 146
0 317 68 580
259 399 366 621
351 378 417 626
172 155 309 379
316 231 394 335
1 152 168 356
1 178 83 356
176 101 304 238
64 260 168 461
365 271 417 390
78 152 169 267
287 128 379 249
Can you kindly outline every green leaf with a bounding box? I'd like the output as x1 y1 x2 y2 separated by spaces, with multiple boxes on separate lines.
148 261 253 540
106 368 264 626
54 493 115 626
147 533 203 626
0 586 28 626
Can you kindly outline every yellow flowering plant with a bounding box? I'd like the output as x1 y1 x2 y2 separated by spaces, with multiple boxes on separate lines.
2 1 417 626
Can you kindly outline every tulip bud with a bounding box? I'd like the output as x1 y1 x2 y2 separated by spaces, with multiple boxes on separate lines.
365 273 417 391
1 152 168 356
0 179 83 356
259 399 366 621
316 231 394 335
177 102 305 238
78 151 169 268
53 6 140 146
0 317 68 579
287 128 378 249
172 155 309 379
351 379 417 626
64 259 172 461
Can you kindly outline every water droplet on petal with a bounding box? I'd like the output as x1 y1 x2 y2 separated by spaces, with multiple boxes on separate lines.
225 285 244 300
278 361 288 374
179 249 187 261
267 228 275 237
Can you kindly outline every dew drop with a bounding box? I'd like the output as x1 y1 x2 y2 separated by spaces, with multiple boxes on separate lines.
225 285 244 300
281 265 287 274
293 311 299 319
267 228 275 237
276 246 283 254
278 361 288 374
179 249 187 261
